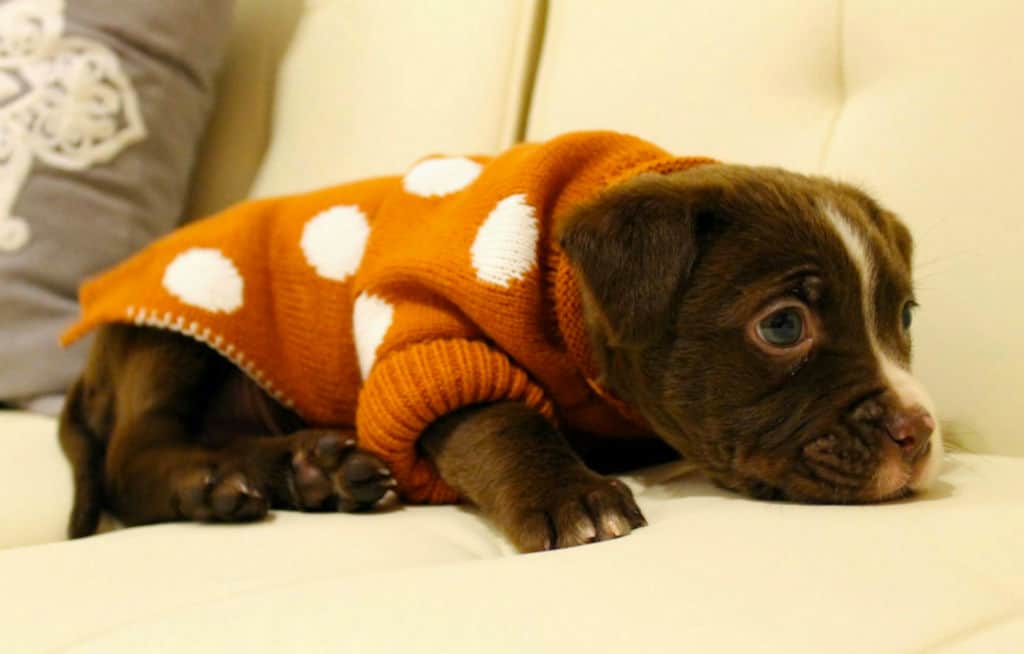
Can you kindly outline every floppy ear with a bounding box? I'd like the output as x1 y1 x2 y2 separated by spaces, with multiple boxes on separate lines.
558 174 721 347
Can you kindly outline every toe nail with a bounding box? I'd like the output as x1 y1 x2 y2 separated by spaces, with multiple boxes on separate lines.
602 514 631 537
579 520 597 542
376 488 399 507
241 482 263 499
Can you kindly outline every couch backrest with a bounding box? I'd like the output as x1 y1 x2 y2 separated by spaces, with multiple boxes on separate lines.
191 0 1023 456
189 0 543 215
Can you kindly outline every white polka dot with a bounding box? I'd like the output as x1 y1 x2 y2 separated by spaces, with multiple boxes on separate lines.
300 205 370 281
352 292 394 379
162 248 244 313
470 193 539 287
402 157 482 197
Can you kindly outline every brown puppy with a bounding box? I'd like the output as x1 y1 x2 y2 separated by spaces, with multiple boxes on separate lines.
60 162 942 552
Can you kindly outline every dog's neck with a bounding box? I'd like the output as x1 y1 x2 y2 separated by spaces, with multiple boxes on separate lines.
551 252 651 430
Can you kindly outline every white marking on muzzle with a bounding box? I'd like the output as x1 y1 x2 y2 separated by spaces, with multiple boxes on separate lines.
820 203 943 491
879 356 944 490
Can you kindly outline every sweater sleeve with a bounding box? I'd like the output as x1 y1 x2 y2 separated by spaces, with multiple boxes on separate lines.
355 339 554 504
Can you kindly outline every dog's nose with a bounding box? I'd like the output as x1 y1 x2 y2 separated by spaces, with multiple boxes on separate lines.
883 408 935 457
850 395 935 459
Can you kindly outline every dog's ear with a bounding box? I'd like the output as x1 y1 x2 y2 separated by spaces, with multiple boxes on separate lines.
558 173 723 347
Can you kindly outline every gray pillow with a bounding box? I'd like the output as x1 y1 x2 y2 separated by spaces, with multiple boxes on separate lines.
0 0 234 411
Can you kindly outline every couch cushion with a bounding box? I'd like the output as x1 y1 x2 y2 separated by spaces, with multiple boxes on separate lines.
526 0 1024 456
185 0 302 218
232 0 544 198
0 411 71 548
0 0 234 408
1 425 1021 653
528 0 841 171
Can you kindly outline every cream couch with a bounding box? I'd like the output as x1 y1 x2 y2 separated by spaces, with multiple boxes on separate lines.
3 1 1023 652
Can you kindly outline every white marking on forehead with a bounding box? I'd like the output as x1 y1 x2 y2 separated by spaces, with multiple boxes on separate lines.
820 202 880 353
820 201 944 490
821 202 875 305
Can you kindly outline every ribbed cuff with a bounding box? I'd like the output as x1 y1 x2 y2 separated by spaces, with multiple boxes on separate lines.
356 339 553 504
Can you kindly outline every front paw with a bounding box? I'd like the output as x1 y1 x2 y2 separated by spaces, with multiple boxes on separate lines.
173 467 269 523
508 476 647 552
287 430 396 511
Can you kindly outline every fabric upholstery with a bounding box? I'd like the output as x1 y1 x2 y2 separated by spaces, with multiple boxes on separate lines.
2 411 1022 653
526 0 1024 455
243 0 545 198
185 0 303 219
3 1 1022 652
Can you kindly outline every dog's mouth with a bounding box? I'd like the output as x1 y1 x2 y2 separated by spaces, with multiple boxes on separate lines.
737 472 913 505
723 431 938 505
794 453 937 505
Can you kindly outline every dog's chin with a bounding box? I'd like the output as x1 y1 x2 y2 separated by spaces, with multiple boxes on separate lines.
660 408 944 506
863 422 945 502
729 445 942 505
730 476 905 505
738 419 944 505
714 442 942 506
908 422 945 493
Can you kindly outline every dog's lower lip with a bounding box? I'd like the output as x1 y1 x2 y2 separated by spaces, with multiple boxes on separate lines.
748 481 786 501
916 440 932 462
907 440 935 488
875 486 912 502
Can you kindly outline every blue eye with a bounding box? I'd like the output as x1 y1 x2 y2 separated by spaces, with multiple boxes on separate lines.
902 301 916 330
757 308 804 347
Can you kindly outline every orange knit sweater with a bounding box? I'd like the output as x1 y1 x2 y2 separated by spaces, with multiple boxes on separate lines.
63 131 713 503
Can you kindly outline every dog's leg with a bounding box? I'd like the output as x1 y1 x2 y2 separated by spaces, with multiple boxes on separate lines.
420 401 647 552
109 423 395 526
89 326 394 529
98 325 272 526
58 378 105 538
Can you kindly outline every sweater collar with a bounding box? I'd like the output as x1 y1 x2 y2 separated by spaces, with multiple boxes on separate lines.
552 253 651 430
550 154 716 431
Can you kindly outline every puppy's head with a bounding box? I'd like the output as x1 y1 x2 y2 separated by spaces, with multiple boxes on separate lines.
560 164 942 503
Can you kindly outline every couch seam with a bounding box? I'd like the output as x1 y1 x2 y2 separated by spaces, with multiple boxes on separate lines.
509 0 549 144
912 608 1024 654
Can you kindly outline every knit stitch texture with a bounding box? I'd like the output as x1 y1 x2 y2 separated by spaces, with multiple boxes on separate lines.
63 131 714 502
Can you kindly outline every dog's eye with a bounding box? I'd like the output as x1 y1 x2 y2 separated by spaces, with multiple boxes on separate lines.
901 301 916 331
757 308 804 347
